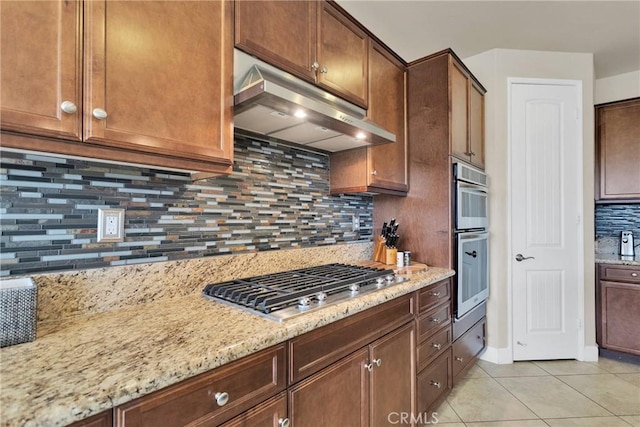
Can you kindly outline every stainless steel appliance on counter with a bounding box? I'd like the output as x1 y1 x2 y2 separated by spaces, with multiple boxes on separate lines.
621 231 635 257
453 162 489 320
203 263 406 322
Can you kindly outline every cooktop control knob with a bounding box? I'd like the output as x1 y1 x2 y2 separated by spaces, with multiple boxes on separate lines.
349 284 360 293
298 297 311 308
316 292 327 302
385 274 395 283
376 277 385 287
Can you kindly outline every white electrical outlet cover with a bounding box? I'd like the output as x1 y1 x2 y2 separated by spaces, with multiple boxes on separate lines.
97 208 125 242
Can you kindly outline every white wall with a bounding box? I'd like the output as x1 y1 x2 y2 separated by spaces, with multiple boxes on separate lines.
463 49 596 363
595 70 640 104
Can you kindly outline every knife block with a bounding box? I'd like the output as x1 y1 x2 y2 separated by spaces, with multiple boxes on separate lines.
373 236 386 263
385 247 397 265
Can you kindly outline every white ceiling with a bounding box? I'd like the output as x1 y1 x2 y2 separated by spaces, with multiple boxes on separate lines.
336 1 640 79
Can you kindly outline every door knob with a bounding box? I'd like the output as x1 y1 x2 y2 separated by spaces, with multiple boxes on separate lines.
465 250 477 258
515 254 535 262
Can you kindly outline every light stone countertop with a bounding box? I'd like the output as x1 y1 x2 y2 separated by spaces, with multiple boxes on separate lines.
595 253 640 266
0 267 454 427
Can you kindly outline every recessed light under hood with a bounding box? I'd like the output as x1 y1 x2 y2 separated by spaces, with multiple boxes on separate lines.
233 52 395 152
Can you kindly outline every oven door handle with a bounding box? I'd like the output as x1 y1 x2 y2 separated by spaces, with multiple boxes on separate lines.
464 250 477 258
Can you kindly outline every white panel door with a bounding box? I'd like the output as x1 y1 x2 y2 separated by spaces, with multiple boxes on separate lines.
511 81 581 360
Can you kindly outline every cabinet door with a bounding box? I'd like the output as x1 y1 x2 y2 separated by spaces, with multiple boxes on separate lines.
601 280 640 355
235 0 317 82
468 81 485 169
317 1 368 108
289 348 369 427
84 1 233 166
221 392 288 427
368 42 408 192
369 322 415 426
329 42 407 195
596 98 640 200
450 59 469 161
0 0 82 140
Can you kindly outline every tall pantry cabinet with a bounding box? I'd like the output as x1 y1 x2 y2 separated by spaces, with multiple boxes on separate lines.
374 49 486 268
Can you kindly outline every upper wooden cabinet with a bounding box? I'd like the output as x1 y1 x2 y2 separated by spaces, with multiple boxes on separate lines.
595 98 640 202
234 0 317 82
329 41 408 195
1 0 234 177
235 0 369 108
0 0 82 141
450 56 486 169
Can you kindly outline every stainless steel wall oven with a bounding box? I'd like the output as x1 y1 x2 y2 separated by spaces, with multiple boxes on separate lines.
453 162 489 320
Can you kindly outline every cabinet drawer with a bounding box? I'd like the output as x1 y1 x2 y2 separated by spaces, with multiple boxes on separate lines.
417 303 451 343
417 325 451 371
115 344 286 427
289 294 413 384
417 279 451 313
600 265 640 283
452 318 485 379
416 348 452 414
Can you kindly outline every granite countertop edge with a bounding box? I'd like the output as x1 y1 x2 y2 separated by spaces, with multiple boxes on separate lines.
594 254 640 266
0 267 454 427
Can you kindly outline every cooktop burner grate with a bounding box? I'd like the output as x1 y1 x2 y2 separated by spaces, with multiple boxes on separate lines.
202 263 404 321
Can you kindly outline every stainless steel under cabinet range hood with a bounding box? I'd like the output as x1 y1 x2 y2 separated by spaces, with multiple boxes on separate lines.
233 50 395 152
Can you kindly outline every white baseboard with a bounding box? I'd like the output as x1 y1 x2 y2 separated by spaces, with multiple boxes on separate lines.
578 345 599 361
478 346 513 364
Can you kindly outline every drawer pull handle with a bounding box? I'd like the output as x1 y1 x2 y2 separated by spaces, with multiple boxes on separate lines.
214 391 229 406
364 362 374 372
455 356 464 362
632 273 638 277
430 380 441 388
429 291 441 297
373 358 382 367
432 343 442 350
431 317 441 323
278 418 290 427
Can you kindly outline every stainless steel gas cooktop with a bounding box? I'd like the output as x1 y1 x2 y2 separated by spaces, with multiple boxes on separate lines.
202 263 407 322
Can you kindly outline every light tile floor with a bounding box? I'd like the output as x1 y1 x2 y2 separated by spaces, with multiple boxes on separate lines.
436 358 640 427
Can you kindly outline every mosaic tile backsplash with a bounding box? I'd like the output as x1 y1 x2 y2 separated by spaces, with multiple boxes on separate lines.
0 137 373 277
595 203 640 254
595 203 640 237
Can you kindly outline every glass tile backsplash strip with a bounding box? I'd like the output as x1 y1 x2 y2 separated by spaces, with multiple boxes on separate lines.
0 137 373 277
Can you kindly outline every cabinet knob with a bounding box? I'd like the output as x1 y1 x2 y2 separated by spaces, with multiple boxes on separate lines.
371 170 378 176
431 317 441 323
311 61 319 71
430 380 441 388
214 391 229 406
278 418 290 427
373 358 382 367
632 273 638 277
432 343 442 350
364 362 373 372
92 108 108 120
60 101 77 114
320 66 328 74
455 356 464 362
429 291 441 297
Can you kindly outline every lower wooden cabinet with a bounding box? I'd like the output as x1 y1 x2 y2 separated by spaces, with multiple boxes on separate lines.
289 347 370 427
221 392 288 427
416 348 452 415
289 313 415 427
452 318 486 382
114 344 286 427
597 264 640 355
101 286 453 427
